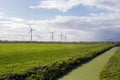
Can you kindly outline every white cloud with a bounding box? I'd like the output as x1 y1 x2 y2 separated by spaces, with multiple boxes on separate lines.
30 0 96 12
0 11 120 41
96 0 120 12
0 12 5 19
0 1 120 41
0 11 4 15
31 0 120 12
37 13 120 31
29 12 120 41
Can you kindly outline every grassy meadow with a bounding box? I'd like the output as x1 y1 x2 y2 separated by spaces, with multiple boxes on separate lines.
58 46 118 80
0 42 115 80
100 47 120 80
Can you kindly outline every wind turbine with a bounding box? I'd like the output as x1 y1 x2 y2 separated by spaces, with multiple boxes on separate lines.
28 24 34 42
34 34 41 41
60 32 63 42
65 35 67 42
49 31 55 42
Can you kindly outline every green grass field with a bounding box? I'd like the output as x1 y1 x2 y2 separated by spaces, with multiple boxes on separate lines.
58 47 118 80
0 43 114 79
100 47 120 80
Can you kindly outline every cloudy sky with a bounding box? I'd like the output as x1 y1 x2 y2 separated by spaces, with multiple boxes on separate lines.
0 0 120 42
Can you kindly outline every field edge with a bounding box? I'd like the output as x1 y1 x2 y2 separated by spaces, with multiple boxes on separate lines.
0 44 116 80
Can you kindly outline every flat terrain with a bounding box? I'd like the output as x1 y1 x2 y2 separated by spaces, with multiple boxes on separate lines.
100 47 120 80
58 47 118 80
0 43 113 77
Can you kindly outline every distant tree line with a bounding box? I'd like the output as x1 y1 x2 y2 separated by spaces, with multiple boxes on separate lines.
0 40 120 44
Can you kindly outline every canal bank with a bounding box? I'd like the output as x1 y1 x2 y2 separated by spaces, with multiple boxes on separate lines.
58 47 118 80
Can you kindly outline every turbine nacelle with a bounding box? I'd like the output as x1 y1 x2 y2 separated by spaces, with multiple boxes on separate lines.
28 24 34 42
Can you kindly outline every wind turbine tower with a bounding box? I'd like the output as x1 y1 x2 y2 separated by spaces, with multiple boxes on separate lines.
65 35 67 42
49 31 55 42
28 24 34 42
60 32 63 42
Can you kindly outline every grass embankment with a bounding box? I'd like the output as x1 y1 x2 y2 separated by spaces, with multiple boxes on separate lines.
100 47 120 80
0 43 115 80
58 47 118 80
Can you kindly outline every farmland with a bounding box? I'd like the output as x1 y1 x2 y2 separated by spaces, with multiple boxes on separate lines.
100 47 120 80
58 47 118 80
0 42 115 80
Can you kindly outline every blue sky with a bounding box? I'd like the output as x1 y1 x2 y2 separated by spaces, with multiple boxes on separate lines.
0 0 108 20
0 0 120 41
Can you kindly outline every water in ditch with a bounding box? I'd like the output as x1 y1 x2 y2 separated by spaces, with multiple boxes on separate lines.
58 47 118 80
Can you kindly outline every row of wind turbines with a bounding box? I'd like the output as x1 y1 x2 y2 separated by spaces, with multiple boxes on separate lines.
28 24 67 42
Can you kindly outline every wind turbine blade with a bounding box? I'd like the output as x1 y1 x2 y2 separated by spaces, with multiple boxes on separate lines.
28 30 32 34
35 34 41 39
32 29 36 31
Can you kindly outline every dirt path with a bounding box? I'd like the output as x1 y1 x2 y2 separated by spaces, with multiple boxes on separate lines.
58 47 118 80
